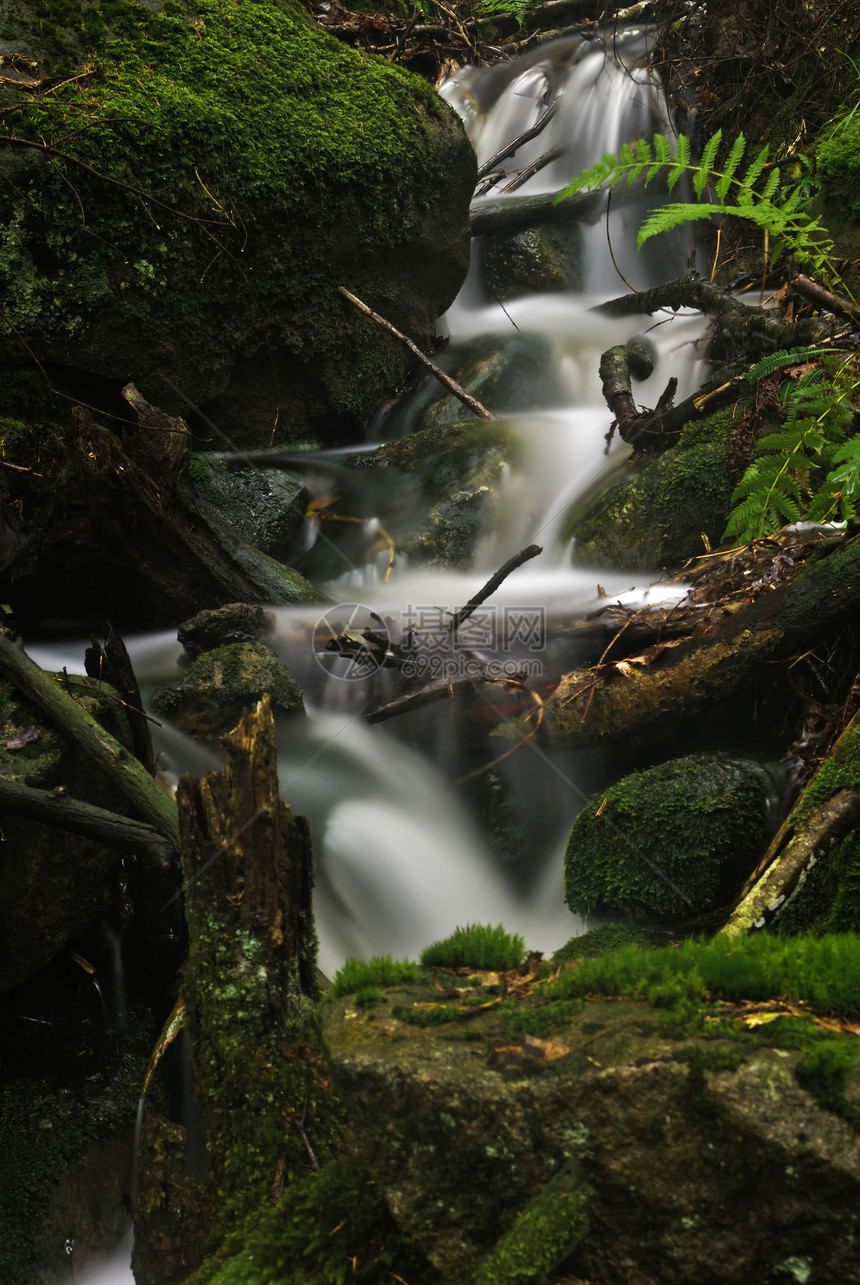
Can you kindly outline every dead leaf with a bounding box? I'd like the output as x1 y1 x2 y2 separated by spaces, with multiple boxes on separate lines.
524 1033 570 1061
5 725 42 750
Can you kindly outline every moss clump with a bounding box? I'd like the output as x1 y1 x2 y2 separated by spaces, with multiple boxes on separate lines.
1 0 474 443
420 922 526 971
330 955 419 998
553 923 673 963
187 1157 434 1284
550 932 860 1017
566 408 736 570
818 115 860 222
564 754 774 922
473 1167 592 1285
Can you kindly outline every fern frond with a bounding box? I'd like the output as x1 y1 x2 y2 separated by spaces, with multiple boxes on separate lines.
693 130 722 197
742 348 838 384
667 133 690 192
740 142 770 193
636 202 731 250
715 134 746 200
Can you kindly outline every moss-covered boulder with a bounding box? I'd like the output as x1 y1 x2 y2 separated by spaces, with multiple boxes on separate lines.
564 753 775 922
321 948 860 1283
481 224 582 301
294 418 521 579
188 457 308 560
151 639 304 739
565 411 736 571
0 674 135 994
0 0 476 446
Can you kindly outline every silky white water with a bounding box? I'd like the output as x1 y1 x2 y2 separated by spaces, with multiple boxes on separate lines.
43 27 714 1281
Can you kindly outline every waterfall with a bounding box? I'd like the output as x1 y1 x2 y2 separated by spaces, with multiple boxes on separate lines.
38 31 711 1280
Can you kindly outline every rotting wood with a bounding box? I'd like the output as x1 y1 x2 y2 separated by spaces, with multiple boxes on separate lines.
544 533 860 748
719 788 860 936
338 286 495 420
0 629 179 861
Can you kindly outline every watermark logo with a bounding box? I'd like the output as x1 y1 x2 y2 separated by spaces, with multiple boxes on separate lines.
314 602 546 683
312 603 392 681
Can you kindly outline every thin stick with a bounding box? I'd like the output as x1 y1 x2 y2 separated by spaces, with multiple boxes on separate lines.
449 543 542 631
337 287 495 421
476 98 560 181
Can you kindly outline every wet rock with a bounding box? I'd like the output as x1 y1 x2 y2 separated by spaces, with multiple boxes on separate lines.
177 603 275 661
0 675 135 994
188 457 308 560
322 985 860 1284
481 224 583 301
565 411 735 571
151 641 304 740
564 753 776 922
416 332 561 430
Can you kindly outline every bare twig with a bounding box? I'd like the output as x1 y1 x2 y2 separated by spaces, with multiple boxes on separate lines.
338 286 495 420
449 544 542 632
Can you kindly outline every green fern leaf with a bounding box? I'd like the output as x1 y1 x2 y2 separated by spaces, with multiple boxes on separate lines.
740 142 770 193
636 202 730 249
761 168 781 201
715 134 746 200
743 348 838 384
667 134 690 192
693 129 722 197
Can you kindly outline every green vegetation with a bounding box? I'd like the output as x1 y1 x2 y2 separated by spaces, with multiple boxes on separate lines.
550 933 860 1017
420 922 526 971
472 1168 592 1284
188 1157 432 1284
556 129 839 284
724 351 860 543
330 955 419 998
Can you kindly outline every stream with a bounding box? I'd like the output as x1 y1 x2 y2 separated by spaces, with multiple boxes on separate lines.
33 24 714 1282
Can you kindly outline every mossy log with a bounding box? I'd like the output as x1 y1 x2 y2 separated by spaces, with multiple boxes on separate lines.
0 778 173 864
545 534 860 747
0 629 179 860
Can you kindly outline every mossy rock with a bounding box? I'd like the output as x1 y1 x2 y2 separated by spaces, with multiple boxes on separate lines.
412 332 561 432
565 410 735 571
564 753 775 922
481 224 583 302
187 456 308 559
295 418 521 579
0 0 475 445
151 639 304 739
0 674 135 994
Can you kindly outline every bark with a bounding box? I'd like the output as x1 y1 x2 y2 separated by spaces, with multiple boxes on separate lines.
0 777 173 863
544 534 860 747
0 629 179 861
168 696 327 1234
719 789 860 936
85 623 157 775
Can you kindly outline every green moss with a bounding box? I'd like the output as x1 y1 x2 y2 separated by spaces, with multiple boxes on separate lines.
329 955 419 998
473 1167 592 1285
550 932 860 1018
420 922 526 971
552 924 673 963
187 1157 433 1284
818 115 860 222
796 1038 860 1121
564 754 774 922
567 409 736 569
1 0 473 440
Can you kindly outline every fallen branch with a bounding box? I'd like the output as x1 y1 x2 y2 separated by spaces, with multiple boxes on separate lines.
0 629 179 862
338 286 495 420
0 778 173 864
449 543 542 631
476 99 560 181
719 788 860 936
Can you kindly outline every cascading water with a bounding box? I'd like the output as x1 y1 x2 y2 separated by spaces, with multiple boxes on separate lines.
38 28 714 1281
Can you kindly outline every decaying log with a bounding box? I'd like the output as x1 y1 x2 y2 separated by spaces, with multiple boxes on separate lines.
174 696 324 1204
720 788 860 936
544 533 860 748
85 623 157 776
0 629 179 861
